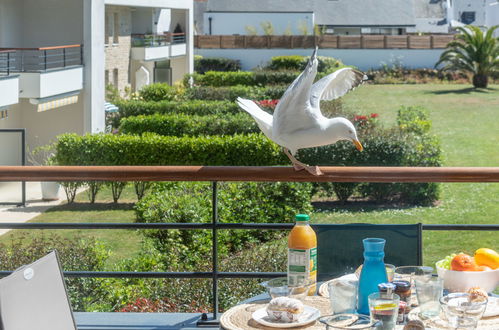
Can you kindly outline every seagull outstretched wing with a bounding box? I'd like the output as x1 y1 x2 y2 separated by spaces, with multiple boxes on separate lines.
309 68 365 109
272 48 320 139
236 97 273 139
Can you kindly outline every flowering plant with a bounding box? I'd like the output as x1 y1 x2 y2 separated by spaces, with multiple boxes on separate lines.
257 99 279 110
353 113 379 131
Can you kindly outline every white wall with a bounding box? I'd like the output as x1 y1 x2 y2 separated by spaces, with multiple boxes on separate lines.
0 128 23 166
132 7 154 34
452 0 487 26
486 1 499 36
0 76 19 108
196 48 445 71
0 0 23 47
22 0 83 47
203 12 314 35
155 8 171 33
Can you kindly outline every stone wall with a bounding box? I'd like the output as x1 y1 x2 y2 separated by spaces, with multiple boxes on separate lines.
105 5 131 94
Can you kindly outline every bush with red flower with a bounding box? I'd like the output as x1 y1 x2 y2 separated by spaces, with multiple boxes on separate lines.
257 99 279 111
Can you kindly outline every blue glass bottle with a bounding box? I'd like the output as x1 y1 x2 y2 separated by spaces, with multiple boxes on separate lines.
357 238 388 315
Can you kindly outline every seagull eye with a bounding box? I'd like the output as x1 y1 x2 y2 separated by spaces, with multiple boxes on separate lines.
348 130 353 134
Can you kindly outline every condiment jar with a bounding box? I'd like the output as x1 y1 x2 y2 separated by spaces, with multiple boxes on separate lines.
393 280 411 304
377 282 396 298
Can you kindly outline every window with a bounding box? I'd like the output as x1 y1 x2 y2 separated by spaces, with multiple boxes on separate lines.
113 69 119 88
105 14 110 45
105 70 109 86
113 13 119 44
461 11 475 24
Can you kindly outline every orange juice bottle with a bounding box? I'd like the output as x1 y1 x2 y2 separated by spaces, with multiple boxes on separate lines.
288 214 317 295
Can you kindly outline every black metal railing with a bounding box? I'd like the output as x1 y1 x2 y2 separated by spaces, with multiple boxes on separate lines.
0 45 82 73
0 166 498 325
131 33 186 47
0 50 16 76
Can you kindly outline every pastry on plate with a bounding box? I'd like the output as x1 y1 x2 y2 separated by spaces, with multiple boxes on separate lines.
266 297 304 322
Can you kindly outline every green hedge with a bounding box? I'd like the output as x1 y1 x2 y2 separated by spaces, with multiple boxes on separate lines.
266 55 345 73
186 71 299 87
134 181 312 267
55 133 286 166
119 113 259 136
194 56 241 73
111 100 240 127
184 85 287 101
138 83 178 102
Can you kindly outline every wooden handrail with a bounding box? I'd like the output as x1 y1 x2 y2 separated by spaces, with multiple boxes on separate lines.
0 49 16 53
0 166 498 183
0 44 81 51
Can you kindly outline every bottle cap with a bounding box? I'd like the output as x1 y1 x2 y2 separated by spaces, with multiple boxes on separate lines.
393 280 411 290
378 282 396 294
295 214 309 221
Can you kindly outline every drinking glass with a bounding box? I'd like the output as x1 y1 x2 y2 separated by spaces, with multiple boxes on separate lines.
328 279 358 314
320 314 378 329
385 264 395 282
414 277 443 319
368 292 399 330
394 266 433 283
440 293 488 329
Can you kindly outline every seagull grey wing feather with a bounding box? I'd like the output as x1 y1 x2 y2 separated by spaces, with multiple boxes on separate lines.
273 50 319 138
309 68 365 109
236 97 273 140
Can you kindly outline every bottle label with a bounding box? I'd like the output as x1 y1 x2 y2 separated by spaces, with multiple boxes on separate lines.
288 248 317 286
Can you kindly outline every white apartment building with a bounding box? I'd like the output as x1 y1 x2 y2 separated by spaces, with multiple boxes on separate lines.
0 0 193 165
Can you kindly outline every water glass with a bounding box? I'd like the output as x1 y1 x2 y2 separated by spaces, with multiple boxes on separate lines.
414 277 443 319
440 293 488 329
328 279 358 314
394 266 433 283
385 264 395 282
368 292 399 330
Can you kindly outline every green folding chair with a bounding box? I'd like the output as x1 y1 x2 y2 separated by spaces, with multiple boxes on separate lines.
311 223 423 281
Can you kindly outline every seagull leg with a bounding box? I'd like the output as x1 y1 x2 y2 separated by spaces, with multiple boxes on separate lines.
283 148 323 176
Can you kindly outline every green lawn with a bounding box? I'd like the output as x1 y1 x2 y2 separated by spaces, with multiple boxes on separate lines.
314 84 499 267
2 84 498 270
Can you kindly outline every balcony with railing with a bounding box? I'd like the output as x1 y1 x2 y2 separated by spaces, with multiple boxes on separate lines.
0 50 19 108
0 45 83 100
0 166 498 329
131 33 187 61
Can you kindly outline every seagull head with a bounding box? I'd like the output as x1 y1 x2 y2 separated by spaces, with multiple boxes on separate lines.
333 117 363 151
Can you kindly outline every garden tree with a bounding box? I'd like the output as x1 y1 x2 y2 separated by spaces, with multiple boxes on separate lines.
436 25 499 88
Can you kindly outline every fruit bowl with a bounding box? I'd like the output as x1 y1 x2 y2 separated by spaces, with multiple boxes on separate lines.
436 263 499 293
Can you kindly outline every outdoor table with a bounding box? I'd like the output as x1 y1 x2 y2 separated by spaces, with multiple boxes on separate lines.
221 280 499 329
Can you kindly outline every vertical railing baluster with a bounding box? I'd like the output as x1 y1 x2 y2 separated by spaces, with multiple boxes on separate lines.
211 181 219 319
63 48 66 67
44 50 47 71
7 52 10 75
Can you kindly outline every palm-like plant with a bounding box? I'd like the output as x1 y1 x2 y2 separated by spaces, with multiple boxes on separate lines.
436 25 499 88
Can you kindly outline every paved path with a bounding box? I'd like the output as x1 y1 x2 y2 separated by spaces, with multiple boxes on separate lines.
0 182 66 235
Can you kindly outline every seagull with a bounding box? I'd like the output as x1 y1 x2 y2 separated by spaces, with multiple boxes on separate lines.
237 48 365 176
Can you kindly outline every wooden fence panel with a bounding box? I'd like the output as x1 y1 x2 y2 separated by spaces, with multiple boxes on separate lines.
291 36 316 48
409 36 431 49
220 36 245 48
338 36 361 48
385 36 408 48
197 35 221 48
432 35 455 48
270 36 292 48
362 35 385 48
318 35 338 48
246 36 269 48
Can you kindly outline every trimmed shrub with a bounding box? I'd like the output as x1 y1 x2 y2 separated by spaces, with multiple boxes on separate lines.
0 233 110 311
119 113 259 136
55 133 286 166
184 85 287 101
194 56 241 74
266 55 345 73
134 181 312 267
111 100 241 127
138 83 179 102
186 71 298 87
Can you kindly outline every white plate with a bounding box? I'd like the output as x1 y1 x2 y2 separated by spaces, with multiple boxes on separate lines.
252 305 320 328
484 296 499 318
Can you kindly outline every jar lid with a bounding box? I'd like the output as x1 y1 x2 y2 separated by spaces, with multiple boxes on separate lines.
295 214 310 221
393 280 411 290
378 282 396 292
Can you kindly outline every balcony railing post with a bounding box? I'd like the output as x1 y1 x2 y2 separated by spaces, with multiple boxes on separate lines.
43 50 47 71
63 48 66 67
7 52 10 75
212 181 219 318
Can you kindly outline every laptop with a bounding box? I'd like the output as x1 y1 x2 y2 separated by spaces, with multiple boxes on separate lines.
0 250 77 330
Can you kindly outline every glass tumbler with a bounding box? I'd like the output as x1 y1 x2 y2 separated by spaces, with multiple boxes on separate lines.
368 292 400 330
414 277 443 319
440 293 488 329
328 279 358 314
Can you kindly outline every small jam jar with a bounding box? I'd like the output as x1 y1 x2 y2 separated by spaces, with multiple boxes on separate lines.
393 280 411 304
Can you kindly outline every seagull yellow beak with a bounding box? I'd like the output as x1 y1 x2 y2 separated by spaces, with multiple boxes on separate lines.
353 139 363 151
